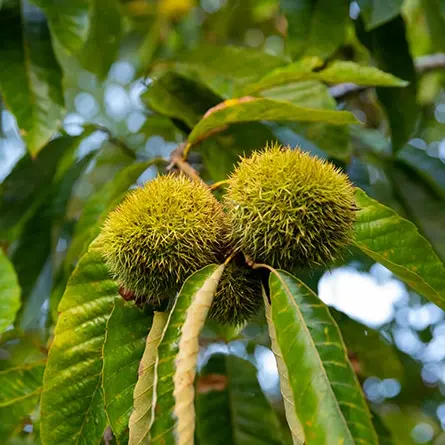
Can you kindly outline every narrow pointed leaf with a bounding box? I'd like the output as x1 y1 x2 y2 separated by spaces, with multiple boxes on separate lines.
313 61 408 86
188 98 359 145
267 269 378 445
196 353 285 445
354 189 445 308
128 311 168 445
0 2 64 156
243 60 406 94
40 241 117 445
0 250 21 334
264 295 305 445
150 264 223 445
103 299 153 445
173 264 224 445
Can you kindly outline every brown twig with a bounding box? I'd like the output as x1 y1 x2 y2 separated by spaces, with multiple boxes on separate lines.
415 53 445 73
251 262 274 272
168 142 202 182
209 179 229 191
224 249 239 265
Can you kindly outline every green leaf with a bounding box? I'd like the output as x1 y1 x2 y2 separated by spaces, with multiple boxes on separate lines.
142 72 222 128
65 160 159 273
188 98 359 145
241 57 324 95
415 0 445 52
390 166 445 262
281 0 350 59
397 144 445 199
128 311 168 445
80 0 122 79
266 269 378 445
331 309 404 379
0 250 21 334
260 80 336 109
0 331 47 371
357 0 404 30
139 115 183 142
0 2 64 156
314 61 408 86
40 241 117 445
258 81 352 160
0 361 45 439
264 296 305 445
303 0 350 59
11 152 94 301
357 15 419 152
171 45 285 95
30 0 89 54
196 353 285 445
172 265 225 445
103 299 152 445
150 264 222 445
200 123 279 182
0 361 45 407
301 122 351 160
354 189 445 309
279 0 313 57
244 60 406 95
0 133 92 240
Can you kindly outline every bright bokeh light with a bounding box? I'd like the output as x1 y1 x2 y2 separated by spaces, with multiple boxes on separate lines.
319 264 408 328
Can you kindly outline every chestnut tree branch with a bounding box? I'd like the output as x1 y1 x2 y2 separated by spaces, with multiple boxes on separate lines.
168 142 202 182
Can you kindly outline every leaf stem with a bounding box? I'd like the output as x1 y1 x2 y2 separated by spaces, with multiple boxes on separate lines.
210 179 230 190
168 142 203 183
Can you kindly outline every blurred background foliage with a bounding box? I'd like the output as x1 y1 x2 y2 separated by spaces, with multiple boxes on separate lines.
1 0 445 444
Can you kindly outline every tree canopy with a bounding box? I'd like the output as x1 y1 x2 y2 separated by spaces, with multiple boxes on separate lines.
1 1 445 444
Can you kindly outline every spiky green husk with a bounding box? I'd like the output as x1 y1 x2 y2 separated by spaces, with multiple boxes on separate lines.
99 174 229 307
225 143 357 270
209 258 263 326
